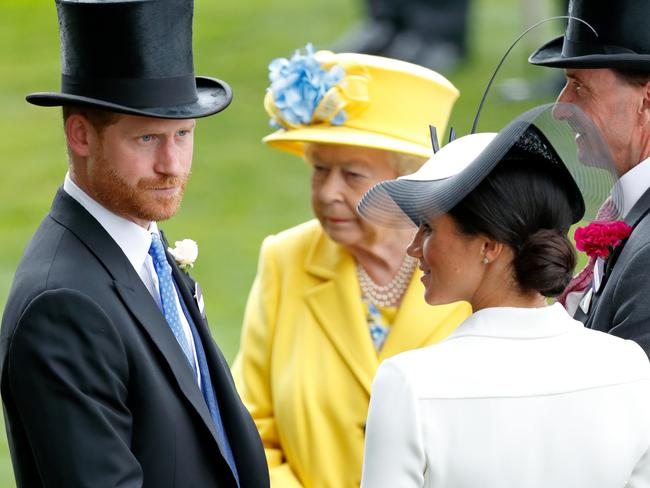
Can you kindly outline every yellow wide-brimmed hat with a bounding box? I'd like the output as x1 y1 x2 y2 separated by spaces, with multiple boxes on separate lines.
263 45 459 159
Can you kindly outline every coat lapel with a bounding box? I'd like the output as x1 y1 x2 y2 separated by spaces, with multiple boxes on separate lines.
113 280 223 447
49 190 223 450
584 187 650 326
303 231 378 395
163 234 260 479
603 188 650 278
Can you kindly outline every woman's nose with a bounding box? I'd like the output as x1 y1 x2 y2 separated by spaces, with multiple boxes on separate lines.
316 171 344 203
407 229 423 258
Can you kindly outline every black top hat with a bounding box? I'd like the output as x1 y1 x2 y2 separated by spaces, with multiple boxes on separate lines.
529 0 650 71
27 0 232 119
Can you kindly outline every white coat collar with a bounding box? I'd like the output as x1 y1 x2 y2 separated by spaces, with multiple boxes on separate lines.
448 302 581 341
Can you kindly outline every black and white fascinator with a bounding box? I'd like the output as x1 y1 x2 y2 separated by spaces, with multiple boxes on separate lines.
358 103 620 228
358 17 621 229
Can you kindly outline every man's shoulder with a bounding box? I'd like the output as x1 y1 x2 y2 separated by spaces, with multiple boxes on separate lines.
21 213 99 278
1 214 104 353
5 213 111 321
14 214 74 287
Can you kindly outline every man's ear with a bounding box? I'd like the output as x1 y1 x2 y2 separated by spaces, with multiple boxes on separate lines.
639 81 650 125
64 113 95 158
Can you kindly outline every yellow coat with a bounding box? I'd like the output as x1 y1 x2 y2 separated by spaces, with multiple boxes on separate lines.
232 220 471 488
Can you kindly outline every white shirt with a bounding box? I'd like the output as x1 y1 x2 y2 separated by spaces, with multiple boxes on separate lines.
362 304 650 487
63 173 201 385
616 156 650 218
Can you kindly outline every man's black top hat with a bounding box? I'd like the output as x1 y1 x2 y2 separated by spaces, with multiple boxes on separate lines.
529 0 650 71
27 0 232 119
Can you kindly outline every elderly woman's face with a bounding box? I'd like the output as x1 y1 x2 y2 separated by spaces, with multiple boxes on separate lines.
407 213 485 305
306 144 399 247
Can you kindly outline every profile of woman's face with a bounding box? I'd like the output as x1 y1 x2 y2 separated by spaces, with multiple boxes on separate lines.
407 213 485 305
306 143 399 247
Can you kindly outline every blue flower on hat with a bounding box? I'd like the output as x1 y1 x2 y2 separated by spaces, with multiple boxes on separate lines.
267 43 347 128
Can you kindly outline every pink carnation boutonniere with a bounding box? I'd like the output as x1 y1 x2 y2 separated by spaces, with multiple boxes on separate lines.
574 221 632 260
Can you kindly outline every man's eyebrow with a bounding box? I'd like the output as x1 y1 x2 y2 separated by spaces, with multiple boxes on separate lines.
565 71 583 83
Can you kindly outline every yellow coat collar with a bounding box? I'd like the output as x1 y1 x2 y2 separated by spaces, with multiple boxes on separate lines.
302 225 469 395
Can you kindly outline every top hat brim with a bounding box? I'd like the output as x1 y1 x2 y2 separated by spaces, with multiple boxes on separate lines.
25 76 232 119
530 36 650 70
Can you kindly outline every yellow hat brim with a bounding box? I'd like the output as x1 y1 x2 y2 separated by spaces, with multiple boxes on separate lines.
263 125 433 159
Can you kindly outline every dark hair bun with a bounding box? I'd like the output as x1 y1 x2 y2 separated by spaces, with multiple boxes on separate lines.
514 229 576 297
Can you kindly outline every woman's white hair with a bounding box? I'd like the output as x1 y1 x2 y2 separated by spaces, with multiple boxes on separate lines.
303 142 427 177
388 151 428 177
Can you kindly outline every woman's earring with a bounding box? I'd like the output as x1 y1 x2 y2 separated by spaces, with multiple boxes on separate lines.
482 257 489 264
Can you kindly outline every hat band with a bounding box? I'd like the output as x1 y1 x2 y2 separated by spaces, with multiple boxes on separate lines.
561 37 639 58
61 74 198 108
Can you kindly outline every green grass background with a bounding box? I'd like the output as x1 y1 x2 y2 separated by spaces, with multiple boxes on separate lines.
0 0 564 484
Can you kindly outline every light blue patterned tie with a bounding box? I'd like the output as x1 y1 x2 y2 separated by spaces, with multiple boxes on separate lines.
150 234 238 483
149 233 196 372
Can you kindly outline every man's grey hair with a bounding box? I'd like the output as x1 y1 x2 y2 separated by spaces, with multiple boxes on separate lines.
614 69 650 87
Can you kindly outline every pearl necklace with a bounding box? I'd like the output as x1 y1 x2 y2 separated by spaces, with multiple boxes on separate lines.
357 255 417 307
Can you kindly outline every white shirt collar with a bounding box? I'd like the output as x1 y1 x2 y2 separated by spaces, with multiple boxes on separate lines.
63 172 158 273
447 302 581 341
615 156 650 217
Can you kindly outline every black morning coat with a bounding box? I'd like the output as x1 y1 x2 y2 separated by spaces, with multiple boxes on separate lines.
0 189 270 488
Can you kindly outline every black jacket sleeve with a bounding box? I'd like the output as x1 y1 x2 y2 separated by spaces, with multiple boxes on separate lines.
7 288 142 488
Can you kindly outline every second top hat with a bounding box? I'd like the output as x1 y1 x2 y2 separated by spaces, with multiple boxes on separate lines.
27 0 232 119
529 0 650 71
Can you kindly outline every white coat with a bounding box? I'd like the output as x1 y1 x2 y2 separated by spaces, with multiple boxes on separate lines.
362 303 650 487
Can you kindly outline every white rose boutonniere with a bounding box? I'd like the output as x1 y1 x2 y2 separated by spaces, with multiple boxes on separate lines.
168 239 198 271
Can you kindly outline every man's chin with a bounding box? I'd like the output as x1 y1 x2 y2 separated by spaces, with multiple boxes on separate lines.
133 199 183 223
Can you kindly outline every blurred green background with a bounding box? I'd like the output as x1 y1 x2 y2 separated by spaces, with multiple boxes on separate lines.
0 0 563 484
